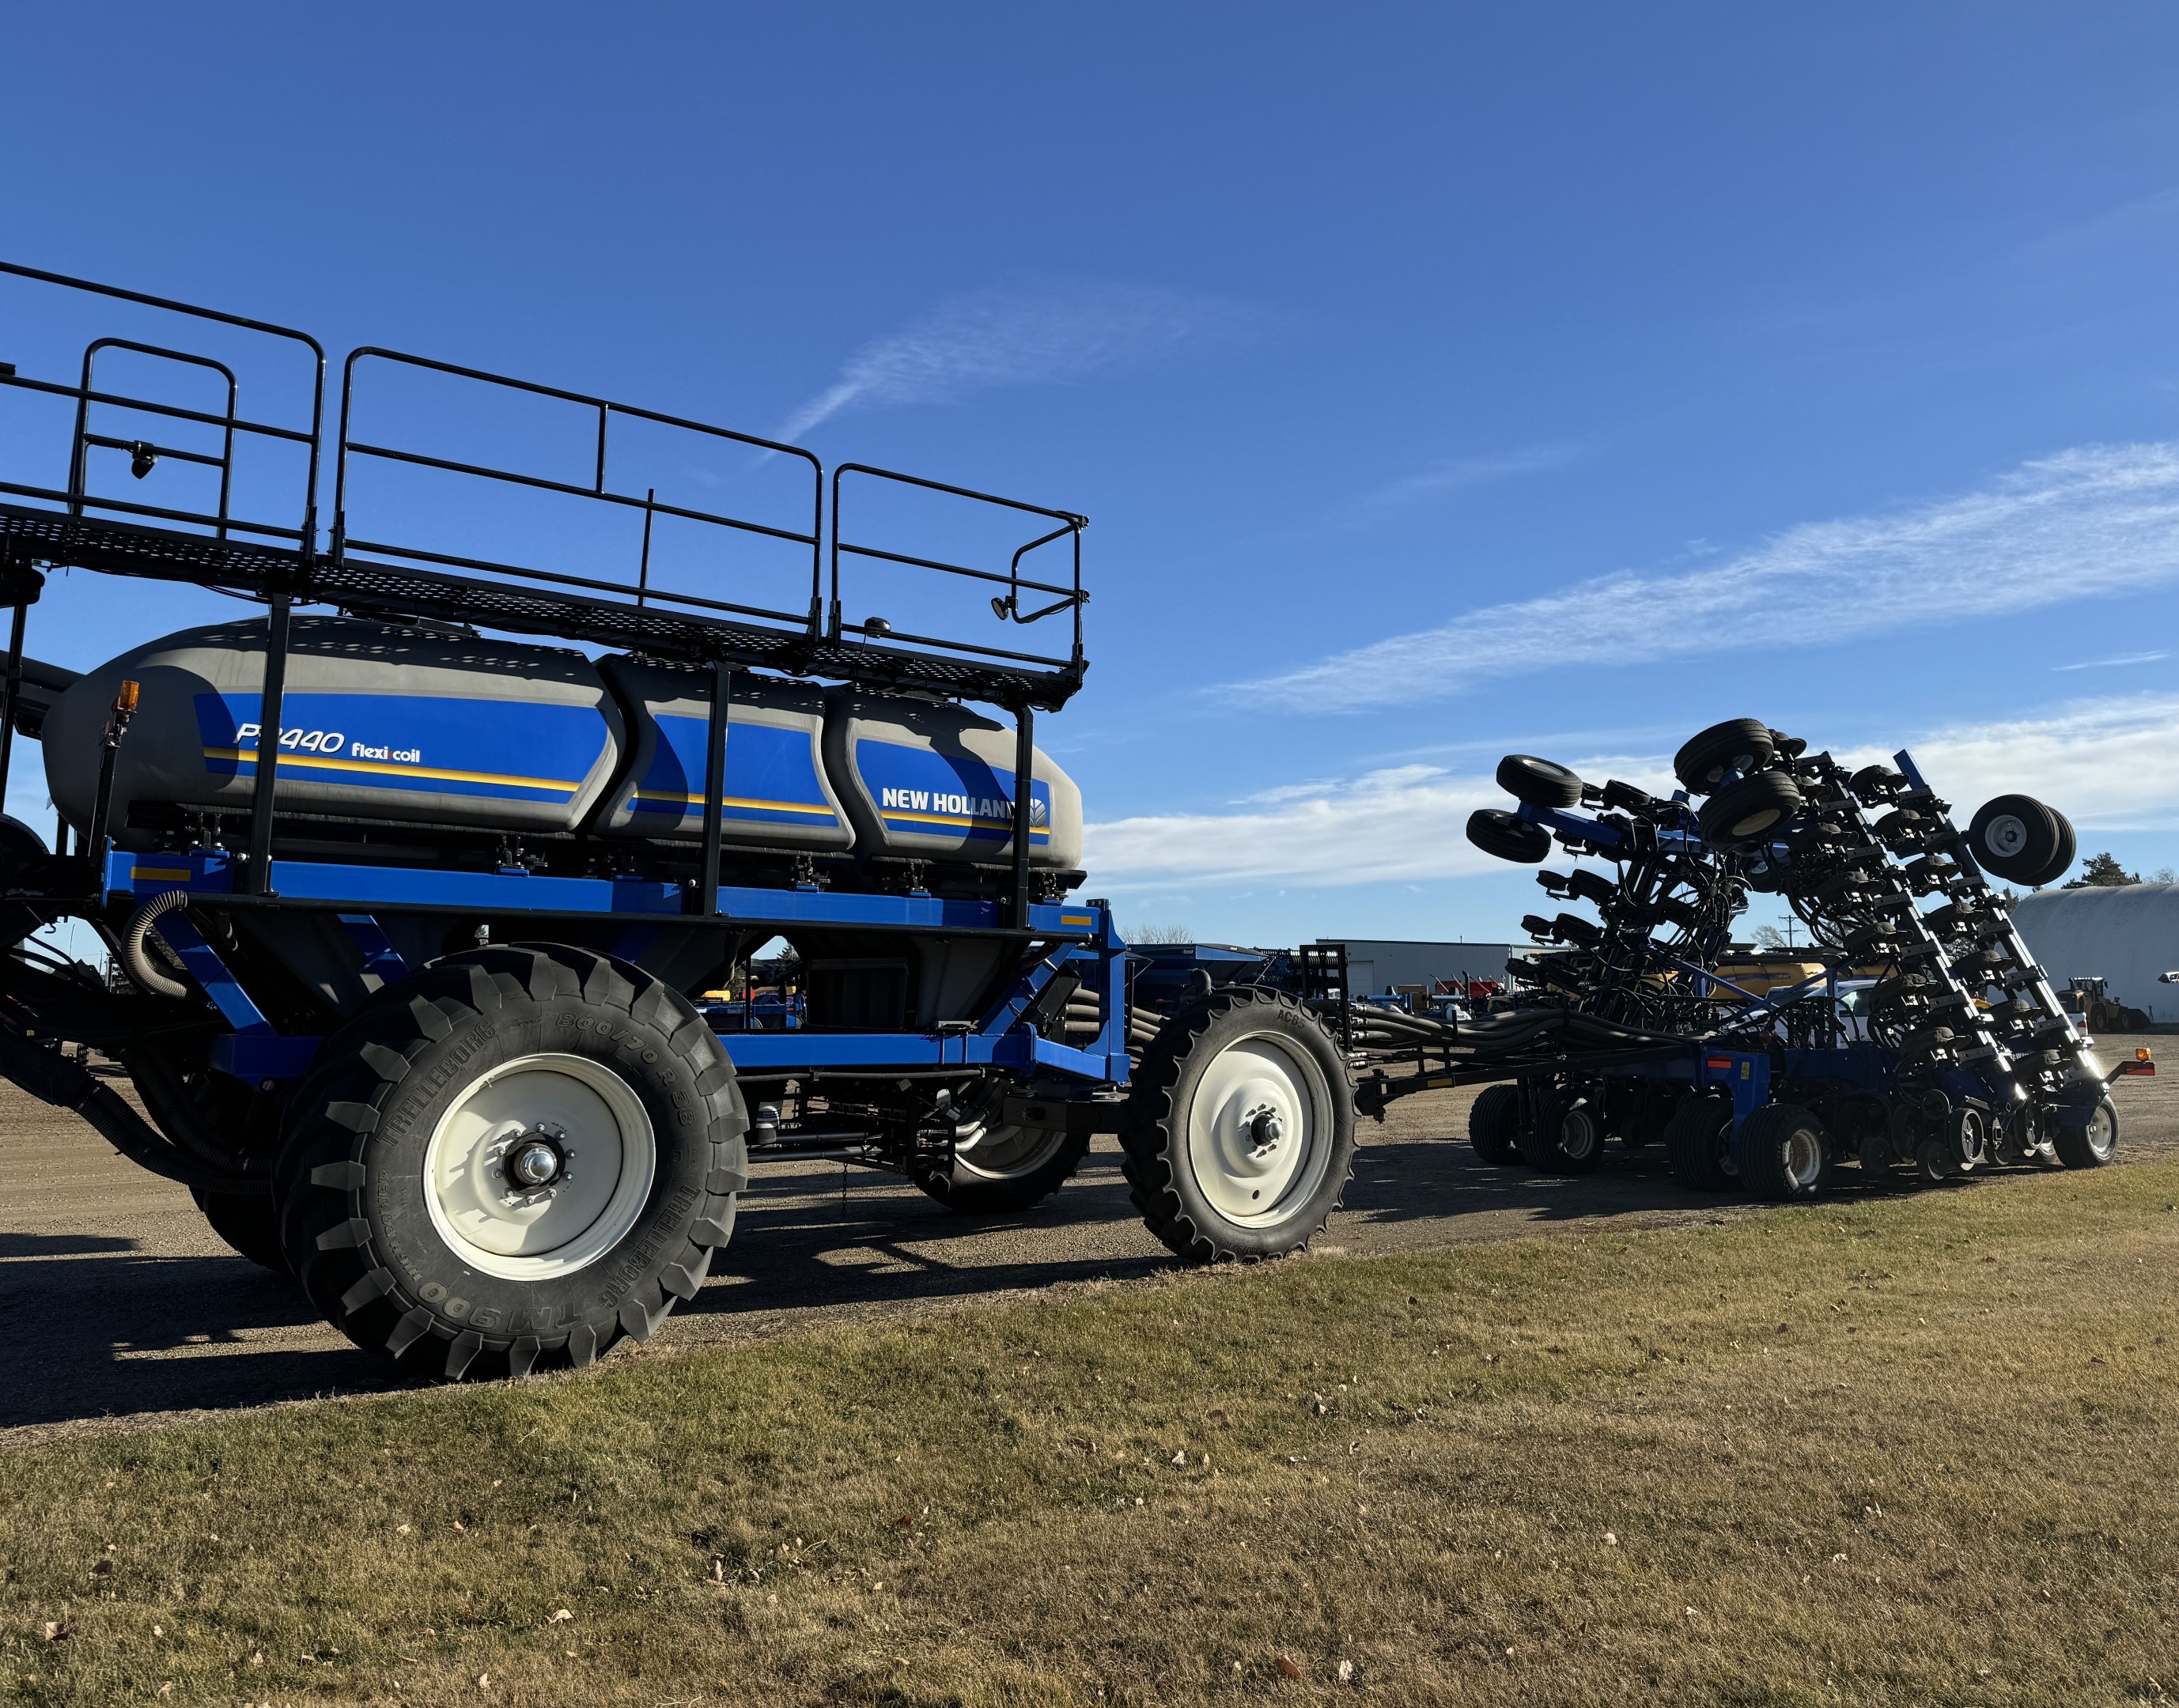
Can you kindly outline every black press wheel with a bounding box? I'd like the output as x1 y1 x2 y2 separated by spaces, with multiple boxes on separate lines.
1495 754 1586 808
1121 985 1356 1262
191 1187 290 1275
1673 719 1775 795
1698 769 1803 848
1467 1083 1523 1166
276 943 749 1381
1965 795 2065 886
1665 1093 1737 1191
1467 808 1552 863
1736 1102 1832 1200
915 1123 1091 1212
2053 1096 2119 1170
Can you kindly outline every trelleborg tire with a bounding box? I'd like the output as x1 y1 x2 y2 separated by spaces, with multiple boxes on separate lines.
276 943 748 1381
1121 985 1356 1262
191 1188 290 1275
915 1125 1091 1212
1467 1083 1523 1166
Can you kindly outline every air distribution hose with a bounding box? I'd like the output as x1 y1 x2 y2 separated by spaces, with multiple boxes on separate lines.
120 887 191 1000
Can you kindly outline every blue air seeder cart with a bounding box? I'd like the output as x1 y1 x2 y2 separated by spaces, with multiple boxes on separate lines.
0 263 1360 1381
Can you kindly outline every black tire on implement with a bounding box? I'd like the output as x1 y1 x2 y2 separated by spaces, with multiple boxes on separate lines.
1965 795 2063 886
2053 1096 2119 1170
1467 1083 1523 1166
1121 985 1356 1262
2033 807 2077 887
915 1126 1091 1212
1467 808 1552 863
1698 769 1803 847
1665 1094 1737 1191
191 1188 290 1275
1673 719 1775 795
276 943 749 1381
1735 1102 1832 1200
1517 1089 1606 1174
1496 754 1586 808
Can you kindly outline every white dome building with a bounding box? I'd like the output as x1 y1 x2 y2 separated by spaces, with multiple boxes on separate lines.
2011 884 2179 1026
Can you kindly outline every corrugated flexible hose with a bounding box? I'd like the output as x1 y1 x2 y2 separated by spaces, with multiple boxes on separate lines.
121 888 192 1000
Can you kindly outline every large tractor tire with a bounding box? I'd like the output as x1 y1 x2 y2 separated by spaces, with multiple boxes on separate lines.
915 1124 1091 1213
276 943 748 1381
1121 986 1356 1262
1467 1083 1523 1166
191 1188 289 1275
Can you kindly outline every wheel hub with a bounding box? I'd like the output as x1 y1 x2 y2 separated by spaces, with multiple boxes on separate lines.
504 1126 569 1192
1984 814 2029 857
1246 1105 1284 1159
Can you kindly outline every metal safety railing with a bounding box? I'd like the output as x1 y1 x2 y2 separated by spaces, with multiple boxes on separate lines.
330 346 826 634
830 461 1086 678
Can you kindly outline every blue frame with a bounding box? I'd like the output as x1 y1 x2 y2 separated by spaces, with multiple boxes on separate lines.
104 850 1132 1090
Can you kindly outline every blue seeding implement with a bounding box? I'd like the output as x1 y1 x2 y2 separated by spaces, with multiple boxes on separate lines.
1365 725 2154 1192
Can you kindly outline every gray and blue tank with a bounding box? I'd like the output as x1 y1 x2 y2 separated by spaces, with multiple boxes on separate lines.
42 618 1084 870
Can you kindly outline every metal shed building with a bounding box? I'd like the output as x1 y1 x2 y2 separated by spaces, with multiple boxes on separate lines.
2011 884 2179 1025
1313 939 1524 996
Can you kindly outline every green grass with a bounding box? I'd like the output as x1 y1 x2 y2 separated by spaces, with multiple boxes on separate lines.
6 1162 2179 1706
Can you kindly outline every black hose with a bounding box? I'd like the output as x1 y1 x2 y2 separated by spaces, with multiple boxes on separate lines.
0 1026 264 1195
119 1044 270 1178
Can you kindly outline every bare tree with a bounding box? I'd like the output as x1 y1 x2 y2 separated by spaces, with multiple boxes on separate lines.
1125 924 1194 943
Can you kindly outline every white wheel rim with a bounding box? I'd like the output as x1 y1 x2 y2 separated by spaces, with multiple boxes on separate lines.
2086 1104 2117 1158
1560 1107 1602 1162
1783 1128 1822 1186
952 1123 1070 1181
422 1052 656 1281
1984 814 2029 858
1186 1030 1334 1226
1731 807 1784 837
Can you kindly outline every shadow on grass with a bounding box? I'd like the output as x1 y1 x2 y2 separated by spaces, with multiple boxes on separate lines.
4 1132 1784 1437
0 1251 399 1432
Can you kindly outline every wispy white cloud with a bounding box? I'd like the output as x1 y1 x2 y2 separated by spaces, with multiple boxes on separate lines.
1259 442 2179 711
1355 442 1582 514
1848 693 2179 833
776 279 1255 441
1084 693 2179 891
2052 649 2168 671
1084 754 1671 890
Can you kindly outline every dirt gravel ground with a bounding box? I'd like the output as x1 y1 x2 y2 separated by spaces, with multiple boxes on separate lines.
4 1037 2172 1450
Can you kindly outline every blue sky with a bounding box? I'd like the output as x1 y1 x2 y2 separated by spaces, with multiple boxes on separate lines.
6 6 2179 946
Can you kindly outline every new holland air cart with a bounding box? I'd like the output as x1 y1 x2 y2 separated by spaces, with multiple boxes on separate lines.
0 263 1359 1382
